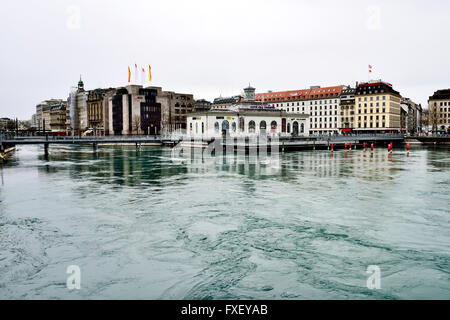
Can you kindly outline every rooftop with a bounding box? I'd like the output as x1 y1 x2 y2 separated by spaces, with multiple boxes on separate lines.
255 85 344 102
429 89 450 100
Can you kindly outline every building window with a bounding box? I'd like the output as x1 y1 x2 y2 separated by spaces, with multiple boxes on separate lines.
260 120 267 130
232 122 236 132
270 121 277 131
248 120 256 133
214 122 219 132
222 120 229 132
239 117 245 132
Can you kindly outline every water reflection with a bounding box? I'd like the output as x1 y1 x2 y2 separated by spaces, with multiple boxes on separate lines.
22 145 450 187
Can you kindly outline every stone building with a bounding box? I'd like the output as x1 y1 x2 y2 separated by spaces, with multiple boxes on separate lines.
187 86 309 138
35 99 64 132
35 103 44 131
0 118 14 131
193 99 212 112
353 81 402 133
211 95 243 110
86 88 114 135
102 90 116 136
31 114 37 129
107 85 162 135
68 77 88 134
49 102 67 132
42 105 51 131
157 89 195 132
256 85 343 135
401 97 422 135
339 87 356 133
421 109 429 132
65 97 71 132
428 89 450 133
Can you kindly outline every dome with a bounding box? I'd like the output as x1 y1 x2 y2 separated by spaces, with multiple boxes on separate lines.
77 75 84 90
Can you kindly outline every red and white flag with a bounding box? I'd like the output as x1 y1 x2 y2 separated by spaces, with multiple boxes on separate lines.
134 64 138 83
141 67 146 86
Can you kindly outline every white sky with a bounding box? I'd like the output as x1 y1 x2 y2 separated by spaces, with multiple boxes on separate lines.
0 0 449 119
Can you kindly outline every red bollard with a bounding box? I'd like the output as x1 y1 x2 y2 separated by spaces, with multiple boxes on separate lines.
331 143 334 151
363 142 366 149
345 143 347 150
407 143 410 151
371 143 374 152
349 142 352 149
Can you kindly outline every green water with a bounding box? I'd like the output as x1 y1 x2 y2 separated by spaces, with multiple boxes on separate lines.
0 144 449 299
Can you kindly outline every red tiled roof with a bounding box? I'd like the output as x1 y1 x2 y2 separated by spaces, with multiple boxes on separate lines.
255 85 344 102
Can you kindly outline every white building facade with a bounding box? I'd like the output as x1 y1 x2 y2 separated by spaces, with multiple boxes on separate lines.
256 85 344 135
186 108 309 138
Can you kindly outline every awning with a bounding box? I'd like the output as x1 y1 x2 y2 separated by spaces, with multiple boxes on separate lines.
342 128 352 132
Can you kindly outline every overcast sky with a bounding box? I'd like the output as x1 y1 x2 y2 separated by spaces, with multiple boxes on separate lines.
1 0 449 119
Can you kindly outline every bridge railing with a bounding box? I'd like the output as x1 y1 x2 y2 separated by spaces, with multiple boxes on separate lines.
1 133 409 143
279 133 405 142
1 135 164 142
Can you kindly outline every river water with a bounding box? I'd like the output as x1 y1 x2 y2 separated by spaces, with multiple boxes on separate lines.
0 144 449 299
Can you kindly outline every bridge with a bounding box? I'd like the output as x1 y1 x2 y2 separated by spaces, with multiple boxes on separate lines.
1 133 405 156
218 134 406 151
405 135 450 145
0 135 179 155
3 133 447 155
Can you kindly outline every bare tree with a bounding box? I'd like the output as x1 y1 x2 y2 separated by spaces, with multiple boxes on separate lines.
132 115 141 135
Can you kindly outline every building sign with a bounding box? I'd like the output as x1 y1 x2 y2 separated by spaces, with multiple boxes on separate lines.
249 105 275 110
216 116 224 119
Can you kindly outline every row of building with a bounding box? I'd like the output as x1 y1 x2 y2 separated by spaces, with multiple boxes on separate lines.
209 81 426 135
31 78 450 136
428 89 450 133
33 78 212 135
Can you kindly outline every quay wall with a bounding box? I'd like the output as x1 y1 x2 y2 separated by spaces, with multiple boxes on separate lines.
0 144 16 163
